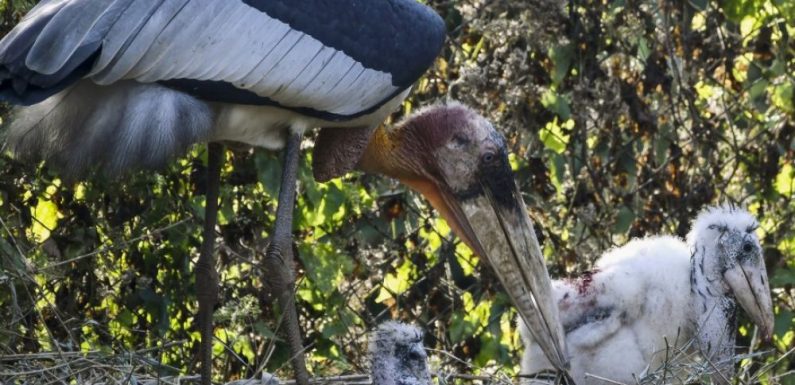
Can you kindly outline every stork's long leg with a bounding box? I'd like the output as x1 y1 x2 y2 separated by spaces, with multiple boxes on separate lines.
264 132 310 385
197 142 223 385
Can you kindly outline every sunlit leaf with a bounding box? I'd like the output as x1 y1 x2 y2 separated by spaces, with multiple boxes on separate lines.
539 118 572 154
775 163 794 196
540 90 571 120
725 0 764 23
375 260 414 302
29 198 58 242
771 82 794 113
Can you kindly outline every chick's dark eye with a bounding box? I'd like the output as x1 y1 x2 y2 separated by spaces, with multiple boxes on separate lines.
742 242 754 253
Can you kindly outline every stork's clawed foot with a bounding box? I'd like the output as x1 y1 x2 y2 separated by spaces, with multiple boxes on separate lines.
263 132 310 385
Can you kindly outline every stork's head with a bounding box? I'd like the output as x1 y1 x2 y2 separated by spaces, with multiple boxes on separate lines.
358 103 568 370
369 322 431 385
687 205 774 341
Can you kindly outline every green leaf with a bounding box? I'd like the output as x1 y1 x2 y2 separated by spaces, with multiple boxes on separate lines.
322 182 347 222
449 311 476 344
637 37 651 61
771 82 794 113
255 152 281 197
375 260 414 302
748 78 768 102
321 308 358 338
117 309 134 327
539 118 572 154
475 337 500 367
217 199 234 226
253 321 278 339
775 163 794 196
30 198 58 242
541 90 571 120
548 152 566 199
770 267 795 287
613 206 635 234
723 0 764 22
299 242 353 294
775 309 793 338
0 238 25 272
654 124 673 165
690 0 708 11
549 44 574 85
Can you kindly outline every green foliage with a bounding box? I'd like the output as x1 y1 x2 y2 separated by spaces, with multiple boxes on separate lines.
0 0 794 383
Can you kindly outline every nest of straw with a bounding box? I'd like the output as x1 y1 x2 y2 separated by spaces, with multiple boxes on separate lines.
1 343 789 385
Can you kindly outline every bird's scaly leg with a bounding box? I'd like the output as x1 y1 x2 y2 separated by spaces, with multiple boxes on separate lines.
197 142 223 385
264 132 310 385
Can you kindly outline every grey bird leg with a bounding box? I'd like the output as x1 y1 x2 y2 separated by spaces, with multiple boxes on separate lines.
197 143 223 385
264 132 310 385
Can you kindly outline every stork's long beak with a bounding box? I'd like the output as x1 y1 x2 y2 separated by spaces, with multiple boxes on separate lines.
723 263 775 342
432 181 569 371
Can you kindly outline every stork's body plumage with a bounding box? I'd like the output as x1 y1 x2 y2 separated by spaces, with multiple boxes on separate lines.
520 206 774 385
1 0 442 178
0 1 570 383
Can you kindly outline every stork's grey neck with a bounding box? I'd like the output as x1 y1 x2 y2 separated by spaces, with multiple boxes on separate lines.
689 242 737 374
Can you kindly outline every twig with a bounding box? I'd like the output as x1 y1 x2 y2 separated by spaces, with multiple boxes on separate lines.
583 373 628 385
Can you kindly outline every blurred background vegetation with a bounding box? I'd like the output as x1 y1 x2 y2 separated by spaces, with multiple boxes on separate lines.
0 0 793 383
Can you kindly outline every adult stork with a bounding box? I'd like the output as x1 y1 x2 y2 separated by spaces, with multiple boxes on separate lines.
519 205 775 385
0 1 569 384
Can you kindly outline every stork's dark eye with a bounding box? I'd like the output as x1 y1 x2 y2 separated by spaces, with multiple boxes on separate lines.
482 152 496 164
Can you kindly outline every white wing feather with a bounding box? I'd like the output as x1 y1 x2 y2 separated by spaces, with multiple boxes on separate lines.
83 0 399 115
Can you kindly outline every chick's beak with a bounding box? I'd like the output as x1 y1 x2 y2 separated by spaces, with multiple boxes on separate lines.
724 263 775 342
